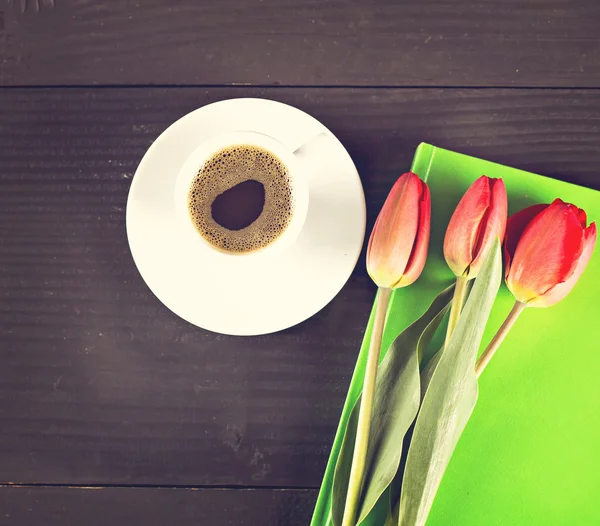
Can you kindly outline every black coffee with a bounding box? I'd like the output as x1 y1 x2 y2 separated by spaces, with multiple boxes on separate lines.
188 145 294 253
211 179 265 231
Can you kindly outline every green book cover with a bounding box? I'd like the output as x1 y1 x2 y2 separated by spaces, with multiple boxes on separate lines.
311 143 600 526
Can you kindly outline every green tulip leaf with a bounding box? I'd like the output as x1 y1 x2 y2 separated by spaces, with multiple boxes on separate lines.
331 285 455 526
385 494 400 526
385 471 403 526
398 240 502 526
419 349 442 400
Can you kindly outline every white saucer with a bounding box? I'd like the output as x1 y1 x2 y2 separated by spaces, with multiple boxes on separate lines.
126 98 366 336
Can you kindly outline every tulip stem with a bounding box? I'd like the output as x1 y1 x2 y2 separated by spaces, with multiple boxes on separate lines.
341 287 392 526
475 301 526 377
445 276 469 347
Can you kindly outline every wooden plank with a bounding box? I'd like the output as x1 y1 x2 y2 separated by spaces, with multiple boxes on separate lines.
1 87 600 488
1 0 599 87
0 486 316 526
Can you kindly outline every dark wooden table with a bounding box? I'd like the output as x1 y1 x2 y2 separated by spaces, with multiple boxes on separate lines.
1 1 599 524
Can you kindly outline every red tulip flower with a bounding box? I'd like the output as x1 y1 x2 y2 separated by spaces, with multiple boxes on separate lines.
367 171 431 289
444 176 508 279
475 198 597 377
343 171 430 526
504 198 597 307
443 176 507 346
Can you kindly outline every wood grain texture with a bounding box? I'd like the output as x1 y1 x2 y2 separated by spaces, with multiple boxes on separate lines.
1 0 599 87
0 486 316 526
1 87 600 488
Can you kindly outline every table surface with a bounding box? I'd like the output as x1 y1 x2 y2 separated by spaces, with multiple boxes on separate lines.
1 1 599 525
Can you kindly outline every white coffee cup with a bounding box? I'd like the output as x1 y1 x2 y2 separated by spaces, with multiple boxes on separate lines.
174 130 313 260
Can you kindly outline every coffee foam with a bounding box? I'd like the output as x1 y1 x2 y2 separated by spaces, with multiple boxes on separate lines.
188 145 294 253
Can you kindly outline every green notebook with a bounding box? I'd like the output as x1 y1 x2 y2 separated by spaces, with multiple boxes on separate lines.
311 143 600 526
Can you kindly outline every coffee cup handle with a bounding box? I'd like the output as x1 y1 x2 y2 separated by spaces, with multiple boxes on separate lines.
292 132 330 158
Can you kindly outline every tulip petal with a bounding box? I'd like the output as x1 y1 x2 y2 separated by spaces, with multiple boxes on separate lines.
529 222 597 307
395 180 431 288
443 176 491 276
367 172 421 288
506 200 585 303
468 178 508 276
503 203 548 277
566 203 587 228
